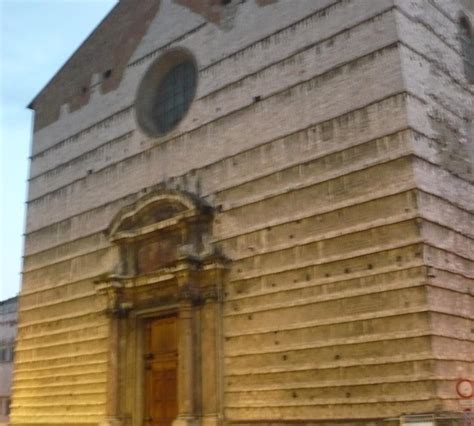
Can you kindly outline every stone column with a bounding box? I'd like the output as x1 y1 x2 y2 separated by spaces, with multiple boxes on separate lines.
199 263 227 426
200 290 219 426
97 282 124 426
173 284 199 426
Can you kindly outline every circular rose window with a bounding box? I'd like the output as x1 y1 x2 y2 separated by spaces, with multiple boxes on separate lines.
136 49 198 137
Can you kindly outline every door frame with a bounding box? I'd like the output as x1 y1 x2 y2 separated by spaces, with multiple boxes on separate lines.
134 306 179 426
143 314 179 426
95 189 228 426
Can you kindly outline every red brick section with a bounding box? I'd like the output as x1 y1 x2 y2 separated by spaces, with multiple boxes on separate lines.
256 0 278 6
30 0 161 132
174 0 279 26
175 0 222 25
31 0 279 132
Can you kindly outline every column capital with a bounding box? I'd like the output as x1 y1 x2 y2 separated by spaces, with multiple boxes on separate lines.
178 282 200 304
200 286 220 303
172 416 200 426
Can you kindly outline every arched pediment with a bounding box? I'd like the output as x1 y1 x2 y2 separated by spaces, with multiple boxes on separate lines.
108 189 211 243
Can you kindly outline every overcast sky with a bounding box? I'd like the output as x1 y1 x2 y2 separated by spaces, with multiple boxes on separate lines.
0 0 116 300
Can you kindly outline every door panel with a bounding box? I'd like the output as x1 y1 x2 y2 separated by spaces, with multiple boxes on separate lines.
145 316 178 426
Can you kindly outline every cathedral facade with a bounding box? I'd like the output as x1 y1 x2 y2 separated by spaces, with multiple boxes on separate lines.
11 1 473 425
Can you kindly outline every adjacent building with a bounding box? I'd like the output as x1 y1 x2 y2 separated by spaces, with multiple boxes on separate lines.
11 1 474 425
0 297 18 425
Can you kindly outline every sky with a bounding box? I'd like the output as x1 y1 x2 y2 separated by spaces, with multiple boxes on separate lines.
0 0 116 300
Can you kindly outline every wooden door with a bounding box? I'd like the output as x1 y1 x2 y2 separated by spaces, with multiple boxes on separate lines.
145 316 178 426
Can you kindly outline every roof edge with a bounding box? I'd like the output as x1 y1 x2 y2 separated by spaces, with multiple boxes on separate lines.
26 1 119 111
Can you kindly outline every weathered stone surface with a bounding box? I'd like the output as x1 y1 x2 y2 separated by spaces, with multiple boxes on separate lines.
11 0 473 425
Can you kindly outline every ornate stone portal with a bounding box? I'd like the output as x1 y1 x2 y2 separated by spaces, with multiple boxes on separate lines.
95 190 228 426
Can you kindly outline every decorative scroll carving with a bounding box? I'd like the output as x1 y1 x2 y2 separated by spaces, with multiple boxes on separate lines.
94 277 133 319
100 189 229 311
107 189 217 275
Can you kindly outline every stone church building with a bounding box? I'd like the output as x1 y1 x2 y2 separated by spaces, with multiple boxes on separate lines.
11 0 473 425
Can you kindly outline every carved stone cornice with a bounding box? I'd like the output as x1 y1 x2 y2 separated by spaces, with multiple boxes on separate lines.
177 283 201 304
94 273 126 293
98 189 230 315
93 274 134 318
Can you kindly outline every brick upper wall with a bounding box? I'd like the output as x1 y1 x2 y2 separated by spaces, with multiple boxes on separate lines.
30 0 279 133
175 0 278 24
30 0 161 132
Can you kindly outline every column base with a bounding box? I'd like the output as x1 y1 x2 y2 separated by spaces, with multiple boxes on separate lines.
200 414 221 426
99 417 123 426
399 412 465 426
173 415 200 426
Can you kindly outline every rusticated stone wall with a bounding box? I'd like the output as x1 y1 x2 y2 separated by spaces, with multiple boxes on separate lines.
11 0 473 425
395 0 474 415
